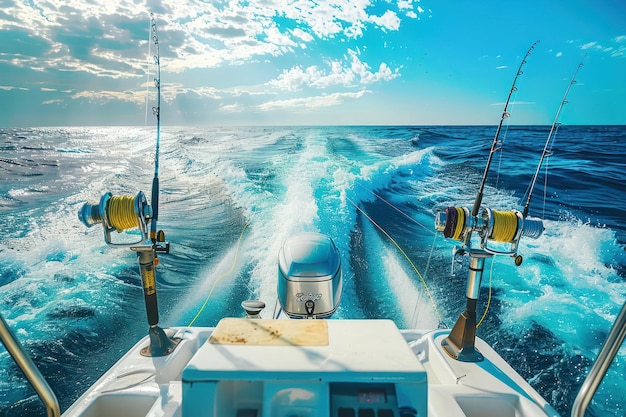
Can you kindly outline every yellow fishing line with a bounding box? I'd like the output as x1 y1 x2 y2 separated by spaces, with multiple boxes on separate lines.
355 183 435 235
107 195 138 231
453 207 464 240
347 197 445 325
491 210 517 242
476 257 495 329
187 223 249 327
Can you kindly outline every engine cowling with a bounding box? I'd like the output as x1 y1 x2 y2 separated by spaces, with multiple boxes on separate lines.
277 232 342 319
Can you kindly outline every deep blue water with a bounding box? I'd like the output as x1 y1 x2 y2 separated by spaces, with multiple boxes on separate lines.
1 125 624 416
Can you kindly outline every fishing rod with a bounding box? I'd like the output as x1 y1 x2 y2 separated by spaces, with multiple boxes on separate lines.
150 12 161 245
78 14 165 248
431 46 589 364
77 13 176 357
522 54 586 218
432 41 547 363
471 40 539 218
436 41 544 261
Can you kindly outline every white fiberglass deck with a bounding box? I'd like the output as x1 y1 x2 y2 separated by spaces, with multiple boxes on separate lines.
61 318 558 417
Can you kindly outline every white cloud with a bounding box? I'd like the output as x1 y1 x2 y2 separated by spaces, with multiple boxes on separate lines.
495 65 507 70
189 86 223 100
291 28 314 43
579 38 626 57
0 85 30 91
268 66 324 91
265 27 298 49
556 51 563 57
280 0 370 39
0 0 412 83
68 82 223 107
349 49 400 83
268 48 399 91
397 0 428 19
398 0 413 10
71 89 146 105
258 90 368 111
580 41 598 50
369 10 401 31
220 102 243 112
0 0 422 125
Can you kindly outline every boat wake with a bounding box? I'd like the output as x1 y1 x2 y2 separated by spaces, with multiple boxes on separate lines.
0 126 624 416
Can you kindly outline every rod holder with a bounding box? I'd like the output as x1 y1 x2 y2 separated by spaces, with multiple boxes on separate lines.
131 243 179 357
441 253 488 362
143 325 179 357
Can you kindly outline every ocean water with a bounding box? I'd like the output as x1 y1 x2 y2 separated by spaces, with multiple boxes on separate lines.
0 125 624 416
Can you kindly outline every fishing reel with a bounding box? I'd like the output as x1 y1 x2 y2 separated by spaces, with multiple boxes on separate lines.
79 191 153 247
435 205 544 362
435 206 544 267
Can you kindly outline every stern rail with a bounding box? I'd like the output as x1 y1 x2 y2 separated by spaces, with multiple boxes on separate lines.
0 314 60 417
571 301 626 417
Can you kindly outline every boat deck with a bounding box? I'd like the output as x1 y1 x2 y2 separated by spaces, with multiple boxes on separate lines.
61 319 559 417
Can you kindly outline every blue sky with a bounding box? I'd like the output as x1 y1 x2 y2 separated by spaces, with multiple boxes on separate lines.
0 0 624 126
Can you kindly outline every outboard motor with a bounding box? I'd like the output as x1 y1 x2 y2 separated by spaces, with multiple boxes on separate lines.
278 232 342 319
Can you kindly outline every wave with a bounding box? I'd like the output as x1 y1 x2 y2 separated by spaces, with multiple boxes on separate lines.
0 126 624 417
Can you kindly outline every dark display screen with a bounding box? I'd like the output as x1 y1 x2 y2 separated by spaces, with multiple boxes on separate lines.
357 389 387 404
